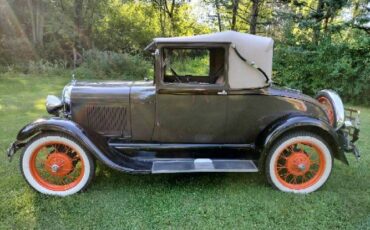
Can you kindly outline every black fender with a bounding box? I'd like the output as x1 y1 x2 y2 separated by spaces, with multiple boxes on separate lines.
15 117 148 173
256 115 348 165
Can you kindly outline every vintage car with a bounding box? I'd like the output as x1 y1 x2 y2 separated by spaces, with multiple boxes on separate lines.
7 31 360 196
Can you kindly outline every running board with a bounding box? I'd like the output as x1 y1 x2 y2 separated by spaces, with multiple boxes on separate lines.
152 159 258 173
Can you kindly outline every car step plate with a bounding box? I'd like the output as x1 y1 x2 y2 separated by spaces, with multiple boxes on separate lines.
152 159 258 173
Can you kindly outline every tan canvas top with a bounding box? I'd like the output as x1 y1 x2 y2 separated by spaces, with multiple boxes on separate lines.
147 31 274 89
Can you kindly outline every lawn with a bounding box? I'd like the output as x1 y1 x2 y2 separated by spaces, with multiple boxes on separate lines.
0 74 369 229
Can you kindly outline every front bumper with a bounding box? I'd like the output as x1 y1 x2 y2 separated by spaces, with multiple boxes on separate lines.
339 108 360 159
6 141 24 162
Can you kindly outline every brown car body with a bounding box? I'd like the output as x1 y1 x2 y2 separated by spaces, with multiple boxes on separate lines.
7 32 360 196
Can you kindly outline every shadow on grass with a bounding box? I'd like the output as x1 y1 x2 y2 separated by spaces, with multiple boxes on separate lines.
93 162 265 189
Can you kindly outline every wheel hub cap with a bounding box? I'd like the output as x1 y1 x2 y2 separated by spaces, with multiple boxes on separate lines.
51 164 60 173
286 152 310 176
45 153 73 177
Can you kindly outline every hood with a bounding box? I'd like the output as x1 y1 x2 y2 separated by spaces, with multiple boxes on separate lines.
72 80 153 87
267 85 321 106
69 80 148 137
68 80 153 100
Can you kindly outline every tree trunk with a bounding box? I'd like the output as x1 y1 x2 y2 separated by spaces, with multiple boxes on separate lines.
74 0 84 50
159 0 166 36
215 0 222 31
152 0 176 36
27 0 36 44
313 0 324 45
166 0 176 36
352 0 360 18
323 16 329 32
249 0 259 34
27 0 44 46
231 0 239 31
36 0 44 46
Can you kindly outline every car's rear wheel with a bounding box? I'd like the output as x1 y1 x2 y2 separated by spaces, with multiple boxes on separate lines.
20 133 95 196
265 132 332 194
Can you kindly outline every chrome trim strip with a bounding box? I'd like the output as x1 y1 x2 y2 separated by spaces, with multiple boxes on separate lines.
109 143 254 150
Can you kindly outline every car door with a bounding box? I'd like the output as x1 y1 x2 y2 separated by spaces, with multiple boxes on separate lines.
152 44 229 143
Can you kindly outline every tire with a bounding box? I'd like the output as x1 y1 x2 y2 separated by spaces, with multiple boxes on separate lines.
20 133 95 196
265 131 333 194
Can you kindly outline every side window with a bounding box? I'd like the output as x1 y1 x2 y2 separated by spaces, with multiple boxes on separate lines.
162 47 225 85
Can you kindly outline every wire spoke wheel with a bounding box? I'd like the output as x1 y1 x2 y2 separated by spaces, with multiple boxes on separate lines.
30 141 84 191
21 134 94 196
266 132 332 194
274 141 326 190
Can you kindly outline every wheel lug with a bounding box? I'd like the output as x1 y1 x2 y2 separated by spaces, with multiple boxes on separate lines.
297 163 306 171
51 164 59 172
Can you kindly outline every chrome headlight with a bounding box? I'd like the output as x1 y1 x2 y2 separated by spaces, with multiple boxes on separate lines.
46 95 63 115
316 90 345 129
62 85 73 104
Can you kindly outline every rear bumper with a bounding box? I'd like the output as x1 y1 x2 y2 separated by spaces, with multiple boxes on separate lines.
338 108 360 159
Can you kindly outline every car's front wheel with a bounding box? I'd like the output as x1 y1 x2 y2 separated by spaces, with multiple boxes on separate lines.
20 133 95 196
265 132 333 194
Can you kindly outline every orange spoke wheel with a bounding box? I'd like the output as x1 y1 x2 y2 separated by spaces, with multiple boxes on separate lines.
266 132 332 193
274 141 326 190
317 96 335 126
29 142 85 191
21 134 94 196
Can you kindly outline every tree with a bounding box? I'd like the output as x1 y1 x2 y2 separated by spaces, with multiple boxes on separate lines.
215 0 223 31
27 0 45 46
151 0 180 36
231 0 240 30
249 0 261 34
74 0 84 49
351 0 370 34
204 0 241 31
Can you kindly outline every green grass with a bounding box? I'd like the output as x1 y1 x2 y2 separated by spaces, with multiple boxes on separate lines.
167 52 210 76
1 73 370 229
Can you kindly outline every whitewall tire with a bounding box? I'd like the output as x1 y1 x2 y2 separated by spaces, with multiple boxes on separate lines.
265 132 333 194
20 133 95 196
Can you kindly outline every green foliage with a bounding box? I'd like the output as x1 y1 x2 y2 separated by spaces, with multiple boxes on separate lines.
166 49 210 76
274 31 370 105
0 37 37 65
95 1 210 53
170 56 210 76
95 1 161 53
76 49 151 80
0 59 68 75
